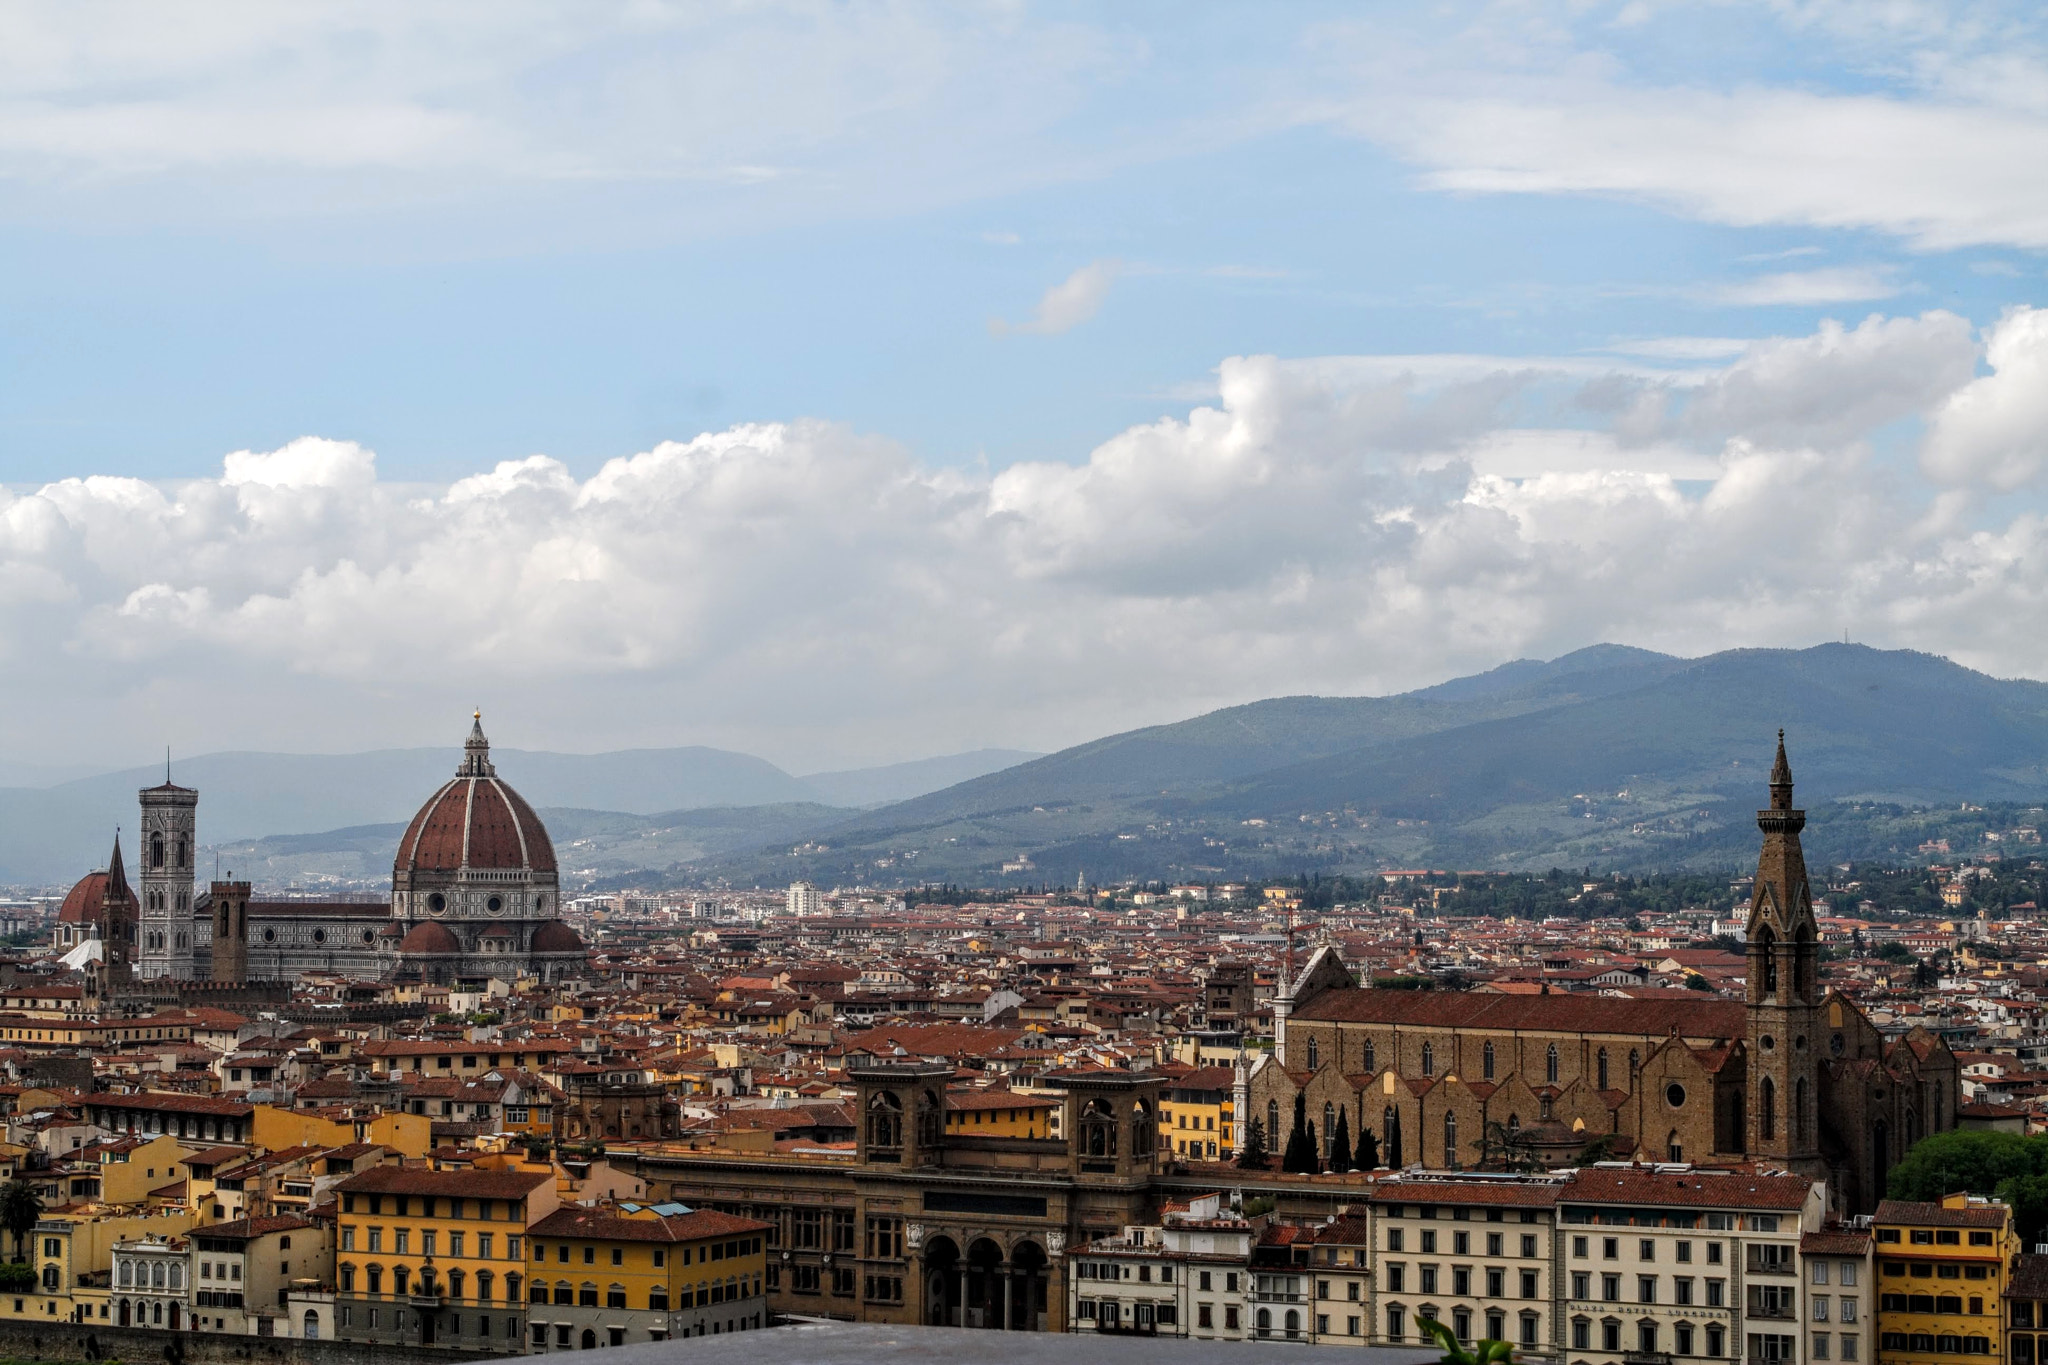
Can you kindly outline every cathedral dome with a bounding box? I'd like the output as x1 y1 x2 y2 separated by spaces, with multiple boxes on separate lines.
398 921 462 955
529 920 586 955
392 714 557 880
58 871 110 924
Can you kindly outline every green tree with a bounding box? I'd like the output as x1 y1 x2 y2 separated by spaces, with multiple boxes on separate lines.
1574 1133 1627 1165
1236 1117 1269 1170
0 1180 41 1262
1995 1173 2048 1249
1685 973 1714 991
1355 1124 1382 1171
1419 1313 1516 1365
1473 1120 1543 1173
1886 1130 2048 1202
1282 1093 1320 1173
1330 1107 1354 1173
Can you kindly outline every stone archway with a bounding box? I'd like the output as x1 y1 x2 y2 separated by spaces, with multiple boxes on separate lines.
923 1235 962 1327
1008 1240 1049 1331
965 1238 1004 1329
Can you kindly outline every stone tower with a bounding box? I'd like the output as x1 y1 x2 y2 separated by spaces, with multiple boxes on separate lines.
208 879 250 985
1746 731 1824 1173
137 773 198 980
101 832 138 988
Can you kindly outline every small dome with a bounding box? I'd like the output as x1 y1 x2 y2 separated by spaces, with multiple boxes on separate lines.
529 921 585 955
398 921 462 955
58 871 110 924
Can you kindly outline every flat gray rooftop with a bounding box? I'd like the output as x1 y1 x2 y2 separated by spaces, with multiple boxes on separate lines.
555 1318 1443 1365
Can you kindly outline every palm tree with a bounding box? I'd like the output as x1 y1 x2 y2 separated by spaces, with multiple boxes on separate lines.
0 1180 42 1262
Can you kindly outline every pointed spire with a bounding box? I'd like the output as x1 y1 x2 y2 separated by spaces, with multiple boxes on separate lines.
458 709 496 778
106 829 130 900
1768 728 1794 811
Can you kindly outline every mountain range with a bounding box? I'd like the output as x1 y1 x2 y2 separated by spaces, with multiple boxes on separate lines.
18 642 2048 891
0 745 1038 887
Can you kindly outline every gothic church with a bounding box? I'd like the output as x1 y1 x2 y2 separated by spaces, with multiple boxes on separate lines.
1244 734 1958 1213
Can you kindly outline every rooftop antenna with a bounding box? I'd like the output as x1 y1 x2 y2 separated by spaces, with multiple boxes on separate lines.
166 745 171 784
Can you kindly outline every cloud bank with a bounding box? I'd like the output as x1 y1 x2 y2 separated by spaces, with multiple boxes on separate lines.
9 308 2048 769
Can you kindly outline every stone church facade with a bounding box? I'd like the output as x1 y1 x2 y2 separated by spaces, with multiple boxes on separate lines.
1245 735 1958 1213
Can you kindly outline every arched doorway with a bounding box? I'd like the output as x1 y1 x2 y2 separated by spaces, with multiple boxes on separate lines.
1009 1241 1049 1331
304 1310 321 1340
581 1329 597 1350
924 1235 962 1327
965 1238 1004 1329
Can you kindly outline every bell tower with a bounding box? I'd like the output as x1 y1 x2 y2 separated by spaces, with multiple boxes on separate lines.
138 769 198 980
209 879 250 985
1746 731 1823 1173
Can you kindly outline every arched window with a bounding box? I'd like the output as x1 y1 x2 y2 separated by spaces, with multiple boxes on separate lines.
1364 1039 1376 1073
1257 1308 1272 1337
151 1262 164 1288
1307 1037 1319 1071
1507 1113 1521 1136
1323 1102 1336 1155
1758 927 1779 995
1269 1099 1280 1141
1286 1309 1301 1339
151 832 164 868
917 1089 943 1147
1597 1048 1609 1090
1795 1078 1809 1145
1668 1130 1683 1162
1421 1042 1435 1077
1546 1044 1559 1084
867 1092 902 1150
1760 1076 1777 1141
1483 1041 1495 1080
1444 1110 1458 1168
1629 1049 1640 1078
168 1263 182 1290
1081 1097 1119 1158
1131 1100 1155 1156
119 1261 132 1288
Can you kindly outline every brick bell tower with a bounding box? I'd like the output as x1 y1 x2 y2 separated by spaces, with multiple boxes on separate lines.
1746 730 1824 1174
209 879 250 985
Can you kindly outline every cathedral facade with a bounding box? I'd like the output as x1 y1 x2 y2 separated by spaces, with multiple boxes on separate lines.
53 716 587 987
1244 735 1958 1213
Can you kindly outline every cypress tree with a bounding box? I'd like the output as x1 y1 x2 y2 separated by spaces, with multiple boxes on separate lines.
1283 1093 1319 1173
1355 1123 1382 1170
1330 1106 1354 1172
1236 1117 1269 1169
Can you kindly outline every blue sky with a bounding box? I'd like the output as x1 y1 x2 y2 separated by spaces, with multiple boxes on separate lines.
4 1 2048 770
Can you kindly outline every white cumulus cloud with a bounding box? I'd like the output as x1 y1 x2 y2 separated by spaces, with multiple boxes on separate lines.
9 311 2048 769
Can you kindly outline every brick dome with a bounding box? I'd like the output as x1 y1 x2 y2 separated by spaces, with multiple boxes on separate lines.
529 920 586 955
393 716 557 877
397 921 462 955
57 871 110 924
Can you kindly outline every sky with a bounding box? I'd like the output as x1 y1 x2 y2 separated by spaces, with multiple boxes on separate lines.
7 0 2048 774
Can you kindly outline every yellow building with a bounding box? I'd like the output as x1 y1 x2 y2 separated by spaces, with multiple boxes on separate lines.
0 1209 198 1324
1159 1067 1235 1160
95 1134 192 1206
526 1202 771 1350
1876 1192 2019 1365
250 1105 433 1158
334 1163 560 1352
942 1089 1057 1139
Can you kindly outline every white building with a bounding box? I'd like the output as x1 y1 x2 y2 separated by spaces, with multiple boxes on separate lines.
1069 1193 1253 1339
786 882 820 918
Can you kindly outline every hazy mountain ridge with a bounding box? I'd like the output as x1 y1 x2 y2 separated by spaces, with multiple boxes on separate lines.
682 644 2048 887
0 743 1035 887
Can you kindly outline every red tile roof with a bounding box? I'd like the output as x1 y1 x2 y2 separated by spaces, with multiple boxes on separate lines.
1292 990 1746 1040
